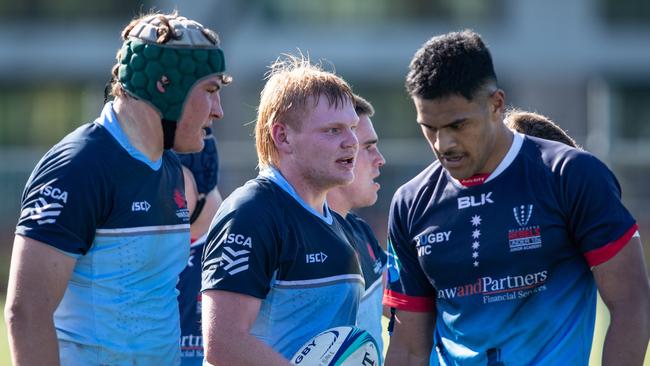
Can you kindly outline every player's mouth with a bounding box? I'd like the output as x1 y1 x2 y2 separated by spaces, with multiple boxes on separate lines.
336 156 355 170
440 154 465 169
371 173 381 189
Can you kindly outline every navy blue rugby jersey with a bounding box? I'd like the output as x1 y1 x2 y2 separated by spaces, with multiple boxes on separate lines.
15 102 189 365
201 168 364 359
384 133 637 366
343 213 387 350
177 233 207 366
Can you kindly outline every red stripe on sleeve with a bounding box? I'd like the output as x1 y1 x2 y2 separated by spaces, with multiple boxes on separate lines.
584 223 638 267
383 289 435 312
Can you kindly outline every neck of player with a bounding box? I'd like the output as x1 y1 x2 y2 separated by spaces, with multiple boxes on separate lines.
326 189 351 218
113 97 165 161
277 165 329 215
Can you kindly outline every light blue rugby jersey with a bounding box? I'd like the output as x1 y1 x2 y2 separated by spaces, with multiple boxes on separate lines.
16 102 190 365
202 167 364 359
342 213 387 352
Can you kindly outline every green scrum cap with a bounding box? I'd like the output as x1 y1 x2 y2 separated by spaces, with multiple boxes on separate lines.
117 14 226 149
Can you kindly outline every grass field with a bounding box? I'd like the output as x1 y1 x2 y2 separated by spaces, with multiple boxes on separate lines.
0 297 647 365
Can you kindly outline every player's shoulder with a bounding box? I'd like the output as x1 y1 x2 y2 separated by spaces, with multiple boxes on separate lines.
392 161 444 206
219 176 286 215
38 122 115 172
521 135 606 176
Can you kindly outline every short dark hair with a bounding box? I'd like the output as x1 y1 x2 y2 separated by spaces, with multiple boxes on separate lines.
353 94 375 117
505 110 579 148
406 30 497 100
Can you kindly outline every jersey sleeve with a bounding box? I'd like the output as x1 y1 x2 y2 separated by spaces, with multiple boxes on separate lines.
383 191 436 312
15 143 106 256
561 152 637 267
201 194 279 299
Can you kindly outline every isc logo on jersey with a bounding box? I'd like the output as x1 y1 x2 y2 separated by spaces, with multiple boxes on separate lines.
306 252 328 263
131 201 151 212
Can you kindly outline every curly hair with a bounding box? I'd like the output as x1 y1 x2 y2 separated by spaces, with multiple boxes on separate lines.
406 30 497 100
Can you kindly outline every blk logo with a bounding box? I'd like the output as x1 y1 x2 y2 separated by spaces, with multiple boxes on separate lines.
458 192 494 209
513 204 533 226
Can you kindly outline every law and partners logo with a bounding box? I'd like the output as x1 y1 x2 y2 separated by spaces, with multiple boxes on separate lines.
436 270 548 304
508 204 542 252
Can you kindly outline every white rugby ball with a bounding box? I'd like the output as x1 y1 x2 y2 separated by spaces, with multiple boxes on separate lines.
290 326 382 366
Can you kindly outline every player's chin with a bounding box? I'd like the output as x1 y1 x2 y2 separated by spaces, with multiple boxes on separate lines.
359 193 378 207
174 139 204 153
331 171 355 187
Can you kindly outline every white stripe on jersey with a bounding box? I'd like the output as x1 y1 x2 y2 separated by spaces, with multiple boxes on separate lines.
361 276 384 300
96 224 190 236
274 274 365 289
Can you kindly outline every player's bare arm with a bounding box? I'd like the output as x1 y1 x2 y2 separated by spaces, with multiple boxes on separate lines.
384 308 436 366
593 236 650 366
202 290 291 366
4 235 76 366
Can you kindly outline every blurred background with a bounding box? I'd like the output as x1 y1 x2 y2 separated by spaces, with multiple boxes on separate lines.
0 0 649 364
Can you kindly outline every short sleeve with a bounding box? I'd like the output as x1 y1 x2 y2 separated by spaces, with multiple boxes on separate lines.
201 195 280 299
561 152 637 267
383 192 436 312
15 144 105 255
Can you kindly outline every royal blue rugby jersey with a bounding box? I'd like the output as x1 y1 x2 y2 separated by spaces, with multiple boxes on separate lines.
383 132 637 365
344 213 387 351
15 102 190 365
177 233 207 366
201 167 364 359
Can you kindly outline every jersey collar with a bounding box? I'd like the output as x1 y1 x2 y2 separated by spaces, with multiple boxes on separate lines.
259 166 333 224
450 131 524 188
95 102 163 171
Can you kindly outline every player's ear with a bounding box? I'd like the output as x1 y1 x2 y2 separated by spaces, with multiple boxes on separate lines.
489 89 506 121
271 122 293 154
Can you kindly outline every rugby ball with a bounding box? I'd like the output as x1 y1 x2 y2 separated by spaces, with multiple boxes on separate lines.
290 326 382 366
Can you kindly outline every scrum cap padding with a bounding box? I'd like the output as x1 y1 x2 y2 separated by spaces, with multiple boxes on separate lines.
117 16 226 122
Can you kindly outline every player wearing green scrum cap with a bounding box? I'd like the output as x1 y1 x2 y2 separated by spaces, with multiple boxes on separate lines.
5 11 229 366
